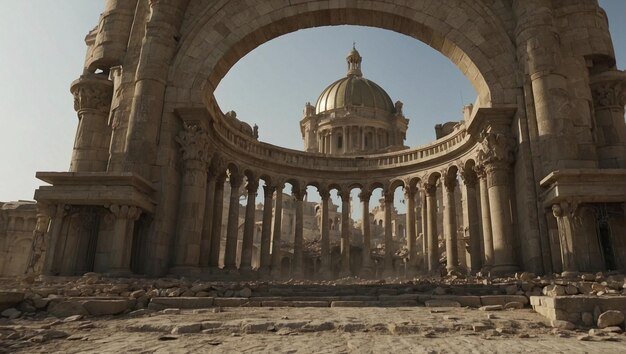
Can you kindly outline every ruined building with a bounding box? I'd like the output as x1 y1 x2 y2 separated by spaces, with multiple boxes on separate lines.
3 1 625 279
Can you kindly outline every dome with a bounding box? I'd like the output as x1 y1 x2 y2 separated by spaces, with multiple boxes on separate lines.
315 46 395 115
315 76 395 114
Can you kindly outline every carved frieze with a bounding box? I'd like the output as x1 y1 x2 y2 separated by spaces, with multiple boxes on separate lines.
460 166 478 186
108 204 141 221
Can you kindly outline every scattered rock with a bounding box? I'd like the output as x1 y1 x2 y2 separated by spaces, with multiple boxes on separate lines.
565 284 579 295
505 285 518 295
1 308 21 319
479 305 503 311
238 287 252 298
62 315 83 322
597 310 625 329
158 335 179 341
162 308 181 315
472 323 492 332
543 285 565 297
577 334 593 341
130 290 146 299
171 323 202 334
47 301 88 318
550 320 576 330
503 302 523 310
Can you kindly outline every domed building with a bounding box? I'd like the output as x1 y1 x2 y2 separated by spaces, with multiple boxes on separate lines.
300 46 409 155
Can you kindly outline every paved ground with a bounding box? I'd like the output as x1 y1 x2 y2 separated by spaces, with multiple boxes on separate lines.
2 306 625 353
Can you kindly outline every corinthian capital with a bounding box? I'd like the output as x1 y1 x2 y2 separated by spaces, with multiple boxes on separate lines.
590 70 626 109
176 123 212 164
477 131 515 167
70 74 114 114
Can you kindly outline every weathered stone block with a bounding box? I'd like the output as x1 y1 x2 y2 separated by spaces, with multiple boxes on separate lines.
149 297 214 310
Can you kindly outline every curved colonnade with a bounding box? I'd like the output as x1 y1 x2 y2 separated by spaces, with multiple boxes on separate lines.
170 102 519 278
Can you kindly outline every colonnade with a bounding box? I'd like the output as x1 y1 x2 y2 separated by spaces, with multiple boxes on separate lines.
168 125 519 278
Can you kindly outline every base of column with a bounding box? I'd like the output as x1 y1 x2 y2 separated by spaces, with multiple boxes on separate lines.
317 269 332 280
169 266 201 277
107 268 134 277
382 268 395 279
490 264 519 276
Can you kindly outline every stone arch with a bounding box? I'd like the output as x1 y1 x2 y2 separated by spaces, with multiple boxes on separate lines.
170 0 518 113
427 171 442 185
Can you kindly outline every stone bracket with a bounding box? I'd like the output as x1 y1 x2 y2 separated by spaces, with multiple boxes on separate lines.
540 169 626 208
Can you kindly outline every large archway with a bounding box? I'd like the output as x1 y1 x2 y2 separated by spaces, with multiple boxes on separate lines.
169 1 519 111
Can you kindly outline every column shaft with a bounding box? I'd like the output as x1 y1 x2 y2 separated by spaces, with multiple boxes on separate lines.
360 191 372 271
209 176 225 269
383 192 394 276
486 164 518 274
320 190 331 277
405 188 417 272
425 184 438 272
199 175 216 268
224 175 242 271
271 186 284 276
42 205 67 275
478 170 494 269
293 189 305 277
443 181 458 272
259 185 275 274
240 180 258 271
340 191 351 275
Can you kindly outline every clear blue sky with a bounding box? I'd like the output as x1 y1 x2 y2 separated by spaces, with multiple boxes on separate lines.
0 1 624 204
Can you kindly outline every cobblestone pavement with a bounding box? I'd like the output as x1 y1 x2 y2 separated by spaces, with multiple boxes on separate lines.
2 307 625 353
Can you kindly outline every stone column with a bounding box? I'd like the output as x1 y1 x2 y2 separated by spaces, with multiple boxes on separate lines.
108 204 141 275
319 188 331 278
479 132 518 274
199 169 217 268
224 171 243 272
329 131 335 154
240 177 259 273
590 70 626 168
442 175 459 273
405 185 418 275
42 204 68 276
461 167 482 273
551 202 579 278
271 182 284 277
475 166 494 270
339 189 351 276
292 187 306 278
122 0 189 176
514 0 594 174
26 207 51 274
69 74 114 172
383 189 394 276
359 190 372 274
259 184 275 275
424 183 438 272
420 189 429 271
209 173 226 271
172 124 211 272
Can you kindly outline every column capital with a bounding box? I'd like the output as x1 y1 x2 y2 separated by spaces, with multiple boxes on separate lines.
338 189 351 202
318 186 330 200
552 200 582 220
176 123 212 166
403 185 417 199
108 204 142 220
384 189 394 203
473 164 487 180
477 131 515 167
292 187 307 201
358 189 372 202
422 182 436 196
442 171 457 192
70 74 114 115
208 154 226 178
228 170 243 188
263 184 276 197
590 70 626 109
48 204 69 219
246 178 259 194
460 166 478 186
